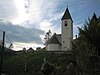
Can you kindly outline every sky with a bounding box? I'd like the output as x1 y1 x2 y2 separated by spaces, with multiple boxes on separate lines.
0 0 100 50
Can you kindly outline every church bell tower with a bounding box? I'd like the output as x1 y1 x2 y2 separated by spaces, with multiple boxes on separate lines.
61 8 73 51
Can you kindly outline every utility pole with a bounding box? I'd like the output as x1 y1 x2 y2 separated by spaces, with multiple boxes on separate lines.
0 31 5 75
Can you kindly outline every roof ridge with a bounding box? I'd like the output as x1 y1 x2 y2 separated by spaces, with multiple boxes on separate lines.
46 33 61 45
55 34 61 44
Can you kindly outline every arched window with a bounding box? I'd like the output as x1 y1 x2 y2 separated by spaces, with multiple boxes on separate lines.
65 21 67 26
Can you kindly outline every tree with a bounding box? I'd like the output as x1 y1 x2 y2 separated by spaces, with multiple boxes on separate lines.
44 30 52 44
78 13 100 55
72 13 100 75
73 38 95 74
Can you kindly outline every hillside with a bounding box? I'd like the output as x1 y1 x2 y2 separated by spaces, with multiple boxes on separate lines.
2 51 73 75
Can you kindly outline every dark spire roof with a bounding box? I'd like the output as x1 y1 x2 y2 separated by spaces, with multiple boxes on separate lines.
61 8 73 21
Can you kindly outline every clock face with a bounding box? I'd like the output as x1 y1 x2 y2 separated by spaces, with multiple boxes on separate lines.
65 21 67 26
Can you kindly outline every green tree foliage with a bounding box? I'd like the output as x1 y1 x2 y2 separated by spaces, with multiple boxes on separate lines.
78 13 100 55
73 38 96 74
73 13 100 75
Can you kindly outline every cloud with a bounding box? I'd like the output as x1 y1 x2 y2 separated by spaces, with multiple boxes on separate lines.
12 42 45 51
0 20 44 45
0 0 67 28
21 0 65 34
0 0 66 50
1 0 100 50
0 0 18 21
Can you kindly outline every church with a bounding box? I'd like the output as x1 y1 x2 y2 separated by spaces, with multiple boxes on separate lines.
45 8 73 51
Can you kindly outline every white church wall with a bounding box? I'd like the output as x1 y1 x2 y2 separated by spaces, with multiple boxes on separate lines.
46 44 61 51
61 19 73 51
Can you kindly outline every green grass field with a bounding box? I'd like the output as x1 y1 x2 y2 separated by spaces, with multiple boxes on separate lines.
2 51 73 75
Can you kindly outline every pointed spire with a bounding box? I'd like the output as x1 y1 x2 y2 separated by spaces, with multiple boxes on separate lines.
61 7 73 21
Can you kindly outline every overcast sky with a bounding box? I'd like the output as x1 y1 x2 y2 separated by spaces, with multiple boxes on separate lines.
0 0 100 50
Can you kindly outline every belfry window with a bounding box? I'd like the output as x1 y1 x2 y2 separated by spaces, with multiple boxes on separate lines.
65 21 67 26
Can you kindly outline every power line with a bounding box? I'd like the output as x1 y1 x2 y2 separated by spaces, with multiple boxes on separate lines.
5 34 13 49
6 34 12 44
0 31 13 48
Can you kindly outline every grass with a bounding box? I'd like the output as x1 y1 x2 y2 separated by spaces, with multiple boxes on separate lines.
2 51 73 75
